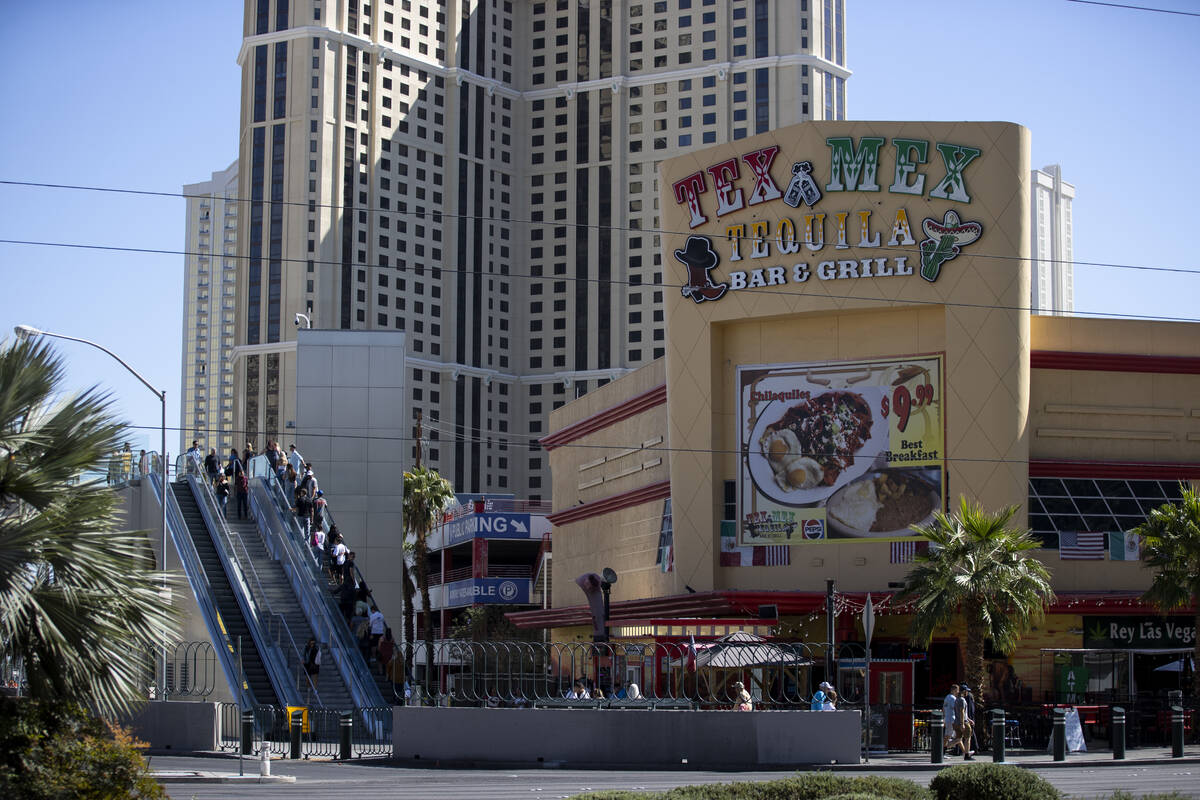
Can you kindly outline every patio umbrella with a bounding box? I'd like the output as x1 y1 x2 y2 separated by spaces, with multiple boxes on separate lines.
670 631 811 669
1153 656 1194 673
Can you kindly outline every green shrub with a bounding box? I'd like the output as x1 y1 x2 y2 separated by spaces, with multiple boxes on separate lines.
661 774 928 800
579 774 931 800
929 762 1059 800
0 698 165 800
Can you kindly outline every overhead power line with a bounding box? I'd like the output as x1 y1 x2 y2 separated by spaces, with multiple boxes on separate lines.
3 236 1199 325
1 178 1198 276
1066 0 1200 17
124 420 1200 476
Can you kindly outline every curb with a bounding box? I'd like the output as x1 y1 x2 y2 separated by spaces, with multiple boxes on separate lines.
153 771 297 784
833 753 1200 772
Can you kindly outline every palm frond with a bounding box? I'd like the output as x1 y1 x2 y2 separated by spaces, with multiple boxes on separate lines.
0 340 180 719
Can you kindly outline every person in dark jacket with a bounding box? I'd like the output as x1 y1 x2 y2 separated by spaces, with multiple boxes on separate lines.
204 448 220 485
964 685 981 754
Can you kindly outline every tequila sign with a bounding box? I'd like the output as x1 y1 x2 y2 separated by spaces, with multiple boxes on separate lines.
669 135 986 297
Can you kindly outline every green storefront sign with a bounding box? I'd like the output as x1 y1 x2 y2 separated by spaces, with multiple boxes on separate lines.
1083 616 1196 649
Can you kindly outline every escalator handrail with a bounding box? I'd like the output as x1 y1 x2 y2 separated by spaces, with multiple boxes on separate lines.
145 454 253 709
185 473 305 709
247 468 386 711
247 456 386 710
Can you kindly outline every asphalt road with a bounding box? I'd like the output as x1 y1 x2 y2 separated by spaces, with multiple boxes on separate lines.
154 755 1200 799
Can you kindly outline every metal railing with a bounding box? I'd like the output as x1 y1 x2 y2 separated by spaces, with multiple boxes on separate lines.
245 456 388 715
443 498 554 521
397 638 821 709
145 453 251 708
162 641 219 698
180 467 307 708
217 702 393 758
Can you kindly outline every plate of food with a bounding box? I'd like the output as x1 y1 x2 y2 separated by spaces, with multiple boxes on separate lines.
825 469 941 537
747 386 887 506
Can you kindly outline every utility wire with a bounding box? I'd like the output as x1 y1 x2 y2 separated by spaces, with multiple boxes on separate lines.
1 178 1197 276
3 236 1199 324
123 420 1200 474
1066 0 1200 17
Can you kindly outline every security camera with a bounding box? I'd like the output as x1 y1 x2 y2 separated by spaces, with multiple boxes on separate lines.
294 313 312 329
294 314 302 327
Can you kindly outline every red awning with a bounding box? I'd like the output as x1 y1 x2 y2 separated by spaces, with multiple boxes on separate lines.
505 589 1166 630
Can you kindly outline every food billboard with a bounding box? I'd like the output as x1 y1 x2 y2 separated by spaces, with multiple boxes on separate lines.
737 354 945 545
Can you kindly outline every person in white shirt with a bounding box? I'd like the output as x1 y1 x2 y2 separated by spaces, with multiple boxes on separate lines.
942 684 960 751
186 440 203 473
288 444 304 476
330 535 348 583
565 680 591 700
368 606 386 655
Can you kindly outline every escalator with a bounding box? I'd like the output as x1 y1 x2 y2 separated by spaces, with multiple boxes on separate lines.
172 481 279 707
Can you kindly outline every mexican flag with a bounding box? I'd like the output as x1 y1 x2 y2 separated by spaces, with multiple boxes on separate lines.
1108 531 1141 561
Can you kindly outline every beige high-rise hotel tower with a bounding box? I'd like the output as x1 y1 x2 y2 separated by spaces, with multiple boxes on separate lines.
232 0 849 499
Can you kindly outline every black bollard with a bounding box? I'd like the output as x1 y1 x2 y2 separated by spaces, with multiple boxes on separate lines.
240 711 254 756
991 708 1006 763
339 712 353 760
289 709 303 760
930 710 944 764
1171 706 1184 758
1052 708 1066 762
1112 706 1125 760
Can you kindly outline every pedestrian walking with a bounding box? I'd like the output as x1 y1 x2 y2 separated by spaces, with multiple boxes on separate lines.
234 467 249 520
950 682 975 760
287 444 304 476
215 474 230 518
294 487 312 540
204 448 220 485
942 684 959 752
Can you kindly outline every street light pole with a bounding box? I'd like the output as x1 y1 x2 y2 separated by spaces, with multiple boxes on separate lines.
15 324 170 700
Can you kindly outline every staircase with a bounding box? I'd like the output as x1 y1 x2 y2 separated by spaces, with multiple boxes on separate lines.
172 482 278 707
225 517 356 711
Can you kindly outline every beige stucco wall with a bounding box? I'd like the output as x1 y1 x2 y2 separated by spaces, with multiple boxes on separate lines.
548 360 675 609
1029 315 1200 464
658 121 1031 594
543 122 1200 616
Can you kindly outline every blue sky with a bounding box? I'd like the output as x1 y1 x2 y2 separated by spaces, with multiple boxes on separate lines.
1 0 1197 454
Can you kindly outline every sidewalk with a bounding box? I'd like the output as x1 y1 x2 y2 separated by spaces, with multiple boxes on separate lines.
150 752 297 784
153 769 296 784
847 745 1200 771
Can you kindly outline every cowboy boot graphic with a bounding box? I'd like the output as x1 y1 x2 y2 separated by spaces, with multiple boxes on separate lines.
675 235 727 303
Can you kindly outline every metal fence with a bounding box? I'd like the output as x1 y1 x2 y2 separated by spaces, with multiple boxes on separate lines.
395 637 822 709
217 702 393 758
162 641 218 699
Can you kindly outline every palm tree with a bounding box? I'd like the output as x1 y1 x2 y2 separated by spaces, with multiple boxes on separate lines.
402 465 454 699
896 497 1055 704
1133 485 1200 697
399 534 416 690
0 338 178 719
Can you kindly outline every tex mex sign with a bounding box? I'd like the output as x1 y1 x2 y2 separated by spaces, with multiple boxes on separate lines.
669 136 986 303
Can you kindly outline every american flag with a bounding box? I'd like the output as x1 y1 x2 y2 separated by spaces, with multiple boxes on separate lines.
1059 531 1106 560
890 540 928 564
752 545 791 566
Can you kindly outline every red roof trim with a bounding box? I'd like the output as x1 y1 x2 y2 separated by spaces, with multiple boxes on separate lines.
1031 350 1200 375
539 383 667 451
547 479 671 526
1029 459 1200 480
506 590 1178 630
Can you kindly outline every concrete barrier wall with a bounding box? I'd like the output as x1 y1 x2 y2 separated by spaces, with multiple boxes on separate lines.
393 707 860 767
124 701 219 752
